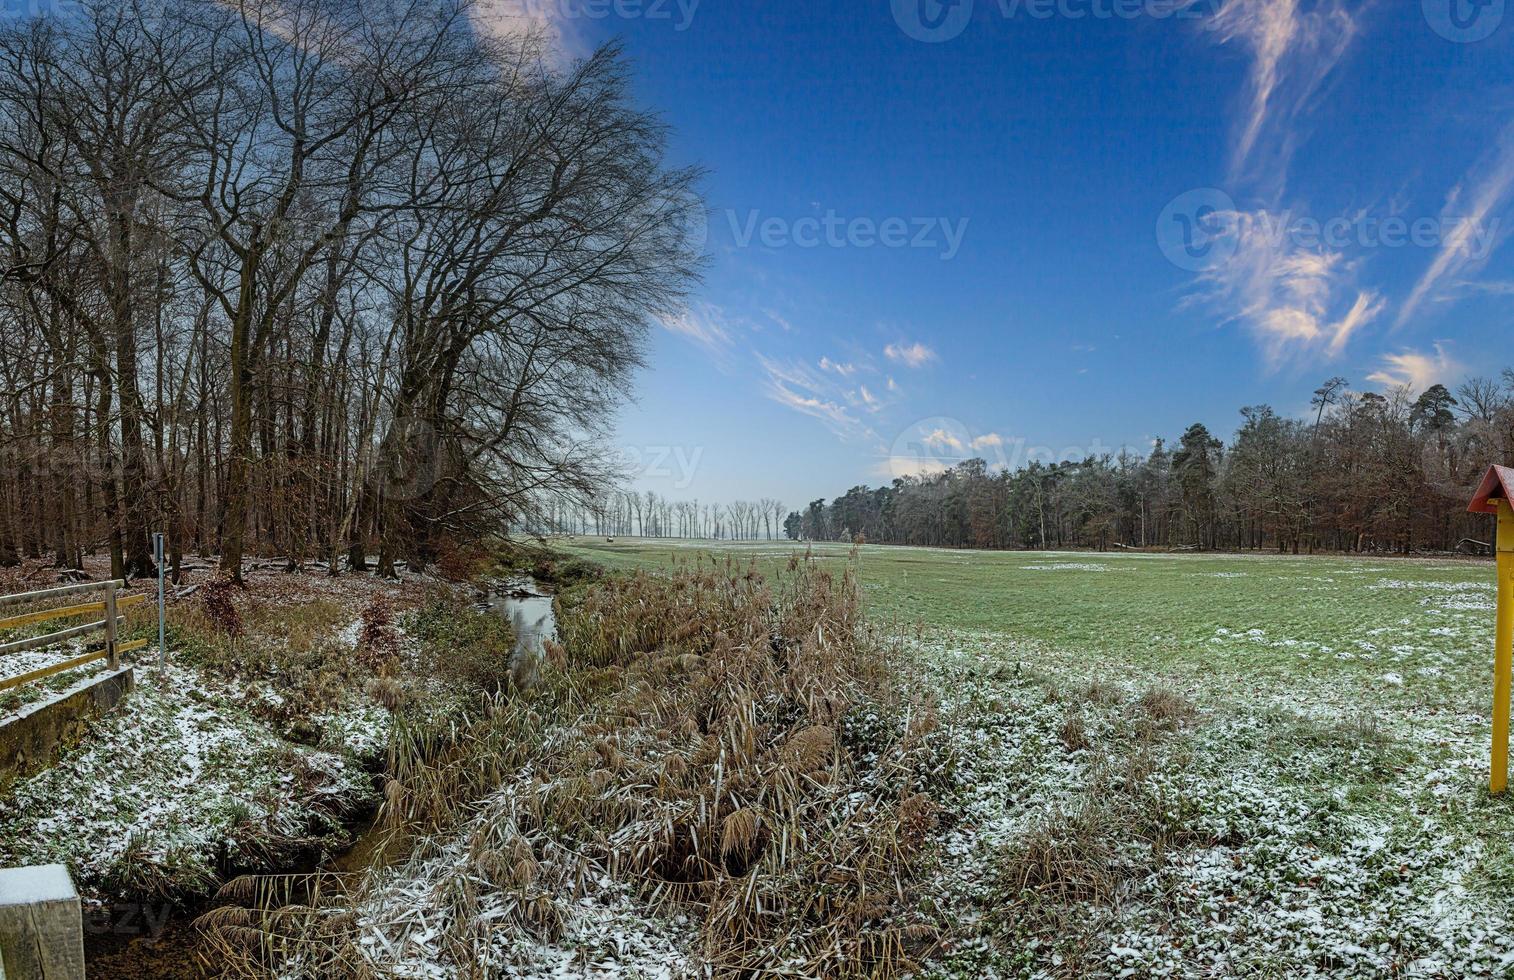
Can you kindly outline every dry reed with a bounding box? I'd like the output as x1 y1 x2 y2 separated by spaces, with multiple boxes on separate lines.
198 554 950 978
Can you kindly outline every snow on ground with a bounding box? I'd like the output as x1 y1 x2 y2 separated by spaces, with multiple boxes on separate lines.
1022 563 1112 572
0 661 385 893
905 614 1514 978
0 637 116 712
342 779 695 978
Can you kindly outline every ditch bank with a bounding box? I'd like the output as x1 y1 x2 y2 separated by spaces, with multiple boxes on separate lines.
65 570 554 977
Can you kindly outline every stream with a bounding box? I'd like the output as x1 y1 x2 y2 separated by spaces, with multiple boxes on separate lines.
484 576 558 645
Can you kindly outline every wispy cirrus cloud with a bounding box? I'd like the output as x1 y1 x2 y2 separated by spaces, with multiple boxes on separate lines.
883 341 938 368
1397 127 1514 328
757 354 876 438
656 303 735 355
1205 0 1359 186
1366 344 1463 394
1451 279 1514 296
1193 208 1385 363
1172 1 1371 365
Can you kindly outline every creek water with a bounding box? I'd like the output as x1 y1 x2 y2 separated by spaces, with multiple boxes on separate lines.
484 577 558 685
485 576 558 642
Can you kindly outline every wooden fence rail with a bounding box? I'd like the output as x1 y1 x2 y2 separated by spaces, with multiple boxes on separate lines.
0 580 149 695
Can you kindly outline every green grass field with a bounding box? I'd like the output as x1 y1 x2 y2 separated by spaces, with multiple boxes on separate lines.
563 538 1514 977
564 538 1495 708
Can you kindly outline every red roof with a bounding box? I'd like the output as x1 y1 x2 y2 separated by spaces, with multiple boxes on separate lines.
1469 465 1514 514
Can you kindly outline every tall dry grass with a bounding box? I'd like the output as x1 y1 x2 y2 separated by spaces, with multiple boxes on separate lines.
197 553 950 978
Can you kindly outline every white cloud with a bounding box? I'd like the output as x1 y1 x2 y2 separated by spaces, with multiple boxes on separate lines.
469 0 591 68
1366 344 1463 394
757 355 865 437
1205 0 1359 184
1195 208 1384 363
884 341 938 369
971 432 1005 450
1324 289 1386 356
818 357 857 377
1397 128 1514 328
857 385 880 410
922 428 965 452
656 304 734 354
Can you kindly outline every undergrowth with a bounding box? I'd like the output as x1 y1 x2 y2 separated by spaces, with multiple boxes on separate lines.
197 553 956 978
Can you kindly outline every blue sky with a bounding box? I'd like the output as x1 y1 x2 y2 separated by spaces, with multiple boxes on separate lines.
488 0 1514 508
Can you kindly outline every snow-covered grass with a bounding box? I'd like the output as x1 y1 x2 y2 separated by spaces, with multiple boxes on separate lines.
200 559 948 979
0 660 381 898
563 540 1514 978
0 561 482 904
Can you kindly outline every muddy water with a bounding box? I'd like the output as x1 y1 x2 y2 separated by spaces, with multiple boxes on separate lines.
485 576 558 642
485 577 558 685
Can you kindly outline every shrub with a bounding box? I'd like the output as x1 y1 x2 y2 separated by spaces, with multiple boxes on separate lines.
201 577 243 638
356 598 401 673
407 593 515 693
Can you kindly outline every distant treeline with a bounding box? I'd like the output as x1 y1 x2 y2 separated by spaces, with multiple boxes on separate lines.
538 494 790 540
785 377 1512 555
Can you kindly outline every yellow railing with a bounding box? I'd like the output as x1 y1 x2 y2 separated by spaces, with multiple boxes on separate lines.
0 580 149 694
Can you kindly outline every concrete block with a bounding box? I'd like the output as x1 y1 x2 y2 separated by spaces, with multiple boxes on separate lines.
0 864 84 979
0 666 134 784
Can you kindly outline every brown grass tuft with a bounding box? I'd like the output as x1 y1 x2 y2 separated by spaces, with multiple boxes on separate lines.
1059 710 1091 752
1138 687 1197 731
782 725 835 772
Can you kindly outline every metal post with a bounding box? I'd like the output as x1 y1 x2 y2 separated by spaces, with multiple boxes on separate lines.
1495 500 1514 795
154 532 167 673
103 581 119 672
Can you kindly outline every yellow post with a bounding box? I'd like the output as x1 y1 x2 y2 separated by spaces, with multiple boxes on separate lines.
1494 499 1514 795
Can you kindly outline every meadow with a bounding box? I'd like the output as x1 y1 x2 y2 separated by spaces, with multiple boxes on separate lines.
562 538 1514 977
